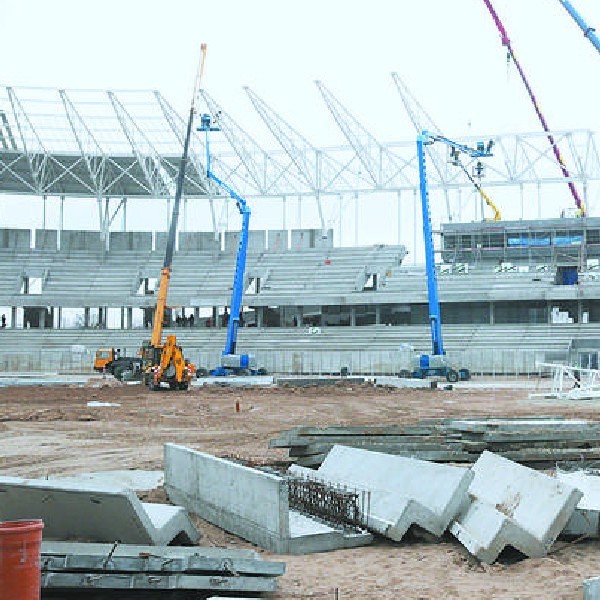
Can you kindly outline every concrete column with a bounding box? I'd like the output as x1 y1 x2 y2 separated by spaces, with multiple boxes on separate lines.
11 306 17 328
350 306 356 327
375 305 381 325
126 307 133 329
577 301 583 324
489 302 495 325
212 306 220 329
256 306 263 328
297 306 303 327
56 307 62 329
84 307 90 328
120 307 126 330
194 307 200 324
39 308 46 329
547 301 553 325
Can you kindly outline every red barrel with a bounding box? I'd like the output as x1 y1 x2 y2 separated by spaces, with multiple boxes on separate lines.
0 519 44 600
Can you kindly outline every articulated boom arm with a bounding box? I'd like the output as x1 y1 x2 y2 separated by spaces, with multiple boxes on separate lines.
417 131 493 357
200 113 251 357
482 0 586 216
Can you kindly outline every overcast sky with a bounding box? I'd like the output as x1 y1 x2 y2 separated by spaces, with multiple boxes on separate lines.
0 0 599 253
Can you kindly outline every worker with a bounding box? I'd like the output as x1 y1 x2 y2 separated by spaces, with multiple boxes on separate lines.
189 314 194 328
1 314 5 328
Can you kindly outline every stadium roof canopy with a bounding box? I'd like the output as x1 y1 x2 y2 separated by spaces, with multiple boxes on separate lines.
0 86 212 198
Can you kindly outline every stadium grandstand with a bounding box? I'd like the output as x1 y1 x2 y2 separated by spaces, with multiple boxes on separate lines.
2 85 600 375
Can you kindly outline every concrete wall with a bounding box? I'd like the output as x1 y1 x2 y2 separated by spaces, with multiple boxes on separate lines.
179 232 220 252
60 230 103 252
0 228 31 249
164 444 289 550
155 232 168 253
35 230 57 251
268 230 288 252
110 232 152 252
291 229 334 251
224 230 266 254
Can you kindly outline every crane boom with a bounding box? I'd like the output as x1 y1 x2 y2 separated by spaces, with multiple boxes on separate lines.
150 45 207 347
481 0 586 216
557 0 600 56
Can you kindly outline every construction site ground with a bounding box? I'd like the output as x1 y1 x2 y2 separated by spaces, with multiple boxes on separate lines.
1 378 598 599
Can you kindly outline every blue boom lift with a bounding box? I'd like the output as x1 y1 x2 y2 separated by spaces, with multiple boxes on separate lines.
412 131 493 382
198 113 261 376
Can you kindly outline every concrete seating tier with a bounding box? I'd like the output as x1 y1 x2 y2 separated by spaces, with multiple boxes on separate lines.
0 245 405 307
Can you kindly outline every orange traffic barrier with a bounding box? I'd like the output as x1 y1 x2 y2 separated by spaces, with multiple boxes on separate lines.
0 519 44 600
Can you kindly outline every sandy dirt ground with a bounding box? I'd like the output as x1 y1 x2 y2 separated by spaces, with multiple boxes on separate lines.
1 378 599 599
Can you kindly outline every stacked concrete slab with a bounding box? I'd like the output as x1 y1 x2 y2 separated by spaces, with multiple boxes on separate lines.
0 476 200 545
289 445 473 541
450 451 582 563
271 417 600 468
41 542 284 595
164 443 372 554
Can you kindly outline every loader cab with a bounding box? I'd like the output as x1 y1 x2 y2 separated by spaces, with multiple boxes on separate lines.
93 348 114 372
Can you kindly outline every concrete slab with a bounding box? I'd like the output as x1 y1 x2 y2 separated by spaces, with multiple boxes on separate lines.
584 576 600 599
0 476 200 545
275 376 365 387
41 572 278 593
41 542 285 576
164 443 372 554
52 470 164 491
290 445 472 540
194 375 274 387
557 469 600 537
372 376 432 389
450 451 582 563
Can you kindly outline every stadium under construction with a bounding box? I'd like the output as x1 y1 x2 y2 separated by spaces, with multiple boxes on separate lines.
0 81 600 376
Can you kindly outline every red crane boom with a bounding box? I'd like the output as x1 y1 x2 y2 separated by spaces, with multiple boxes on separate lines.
482 0 586 216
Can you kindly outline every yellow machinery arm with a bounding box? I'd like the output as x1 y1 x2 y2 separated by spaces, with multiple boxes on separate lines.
478 186 501 222
150 267 171 347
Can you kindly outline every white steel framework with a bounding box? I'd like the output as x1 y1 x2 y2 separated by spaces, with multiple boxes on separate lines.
1 84 599 232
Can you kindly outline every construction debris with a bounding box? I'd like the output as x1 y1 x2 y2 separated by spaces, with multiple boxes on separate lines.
0 476 200 545
289 445 472 540
450 451 582 563
270 417 600 467
557 465 600 537
164 443 373 554
40 542 284 595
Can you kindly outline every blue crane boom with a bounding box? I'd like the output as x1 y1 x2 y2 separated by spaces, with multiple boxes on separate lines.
412 131 493 382
199 113 256 375
558 0 600 56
